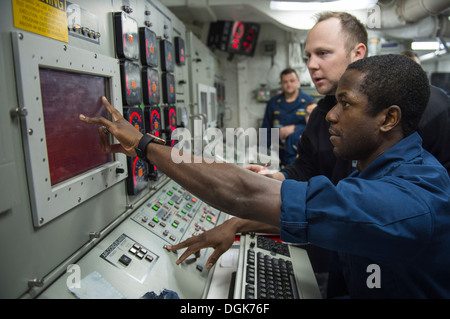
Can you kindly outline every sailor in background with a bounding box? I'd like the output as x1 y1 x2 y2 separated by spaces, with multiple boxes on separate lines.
261 68 315 166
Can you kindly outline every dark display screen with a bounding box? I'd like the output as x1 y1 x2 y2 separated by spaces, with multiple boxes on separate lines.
174 36 186 66
164 106 177 147
120 60 142 106
139 27 159 67
162 72 175 104
144 106 162 137
160 39 174 72
39 68 111 185
228 22 259 56
114 12 139 60
142 67 160 105
207 20 260 56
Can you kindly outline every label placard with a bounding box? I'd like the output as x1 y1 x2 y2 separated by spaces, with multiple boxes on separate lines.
12 0 68 43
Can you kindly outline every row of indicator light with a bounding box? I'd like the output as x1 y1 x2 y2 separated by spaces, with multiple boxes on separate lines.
70 25 101 39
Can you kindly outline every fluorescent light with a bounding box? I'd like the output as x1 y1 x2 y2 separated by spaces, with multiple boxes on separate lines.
419 49 447 62
411 41 441 50
270 0 378 11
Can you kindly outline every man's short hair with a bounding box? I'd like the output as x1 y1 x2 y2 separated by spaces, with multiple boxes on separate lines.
280 68 299 79
347 54 430 136
399 50 419 59
315 11 368 56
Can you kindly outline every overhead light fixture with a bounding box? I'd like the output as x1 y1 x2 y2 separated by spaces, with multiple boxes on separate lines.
270 0 378 11
411 41 442 50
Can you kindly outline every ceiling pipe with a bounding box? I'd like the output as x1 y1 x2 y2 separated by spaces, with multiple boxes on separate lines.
376 0 450 39
378 0 450 29
397 0 450 23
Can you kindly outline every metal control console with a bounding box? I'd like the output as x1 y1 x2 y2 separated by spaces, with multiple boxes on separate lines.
131 181 221 244
39 179 228 299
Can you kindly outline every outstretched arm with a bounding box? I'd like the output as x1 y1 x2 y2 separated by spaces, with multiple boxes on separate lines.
79 97 283 228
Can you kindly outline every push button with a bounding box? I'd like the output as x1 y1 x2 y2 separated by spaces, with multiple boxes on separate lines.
119 254 132 266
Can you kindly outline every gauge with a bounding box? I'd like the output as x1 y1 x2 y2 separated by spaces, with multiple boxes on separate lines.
160 39 174 72
120 60 142 106
142 67 160 105
174 36 186 66
124 107 147 195
139 27 158 67
143 106 162 182
123 107 144 133
147 163 159 181
164 106 177 147
126 157 148 195
144 106 162 137
162 72 175 105
114 12 139 60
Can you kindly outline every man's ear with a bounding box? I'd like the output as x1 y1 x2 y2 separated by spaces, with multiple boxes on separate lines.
380 105 402 133
351 43 367 62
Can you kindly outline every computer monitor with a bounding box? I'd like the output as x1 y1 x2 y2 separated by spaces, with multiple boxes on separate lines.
39 68 111 185
12 32 127 227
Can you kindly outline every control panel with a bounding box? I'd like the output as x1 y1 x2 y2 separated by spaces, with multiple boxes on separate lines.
39 179 228 299
131 181 221 244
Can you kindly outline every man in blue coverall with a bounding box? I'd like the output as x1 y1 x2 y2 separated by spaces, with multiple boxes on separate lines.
261 68 315 166
80 54 450 298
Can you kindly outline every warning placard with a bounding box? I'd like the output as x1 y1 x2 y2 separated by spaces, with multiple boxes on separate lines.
12 0 68 43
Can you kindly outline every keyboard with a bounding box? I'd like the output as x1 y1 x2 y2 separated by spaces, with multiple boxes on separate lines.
233 233 322 299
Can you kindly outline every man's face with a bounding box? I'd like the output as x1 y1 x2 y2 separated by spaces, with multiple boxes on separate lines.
305 18 354 95
326 69 382 162
280 72 300 95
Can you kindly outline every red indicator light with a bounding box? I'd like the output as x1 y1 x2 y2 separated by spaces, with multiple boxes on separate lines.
133 157 139 186
169 108 176 130
126 74 130 95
